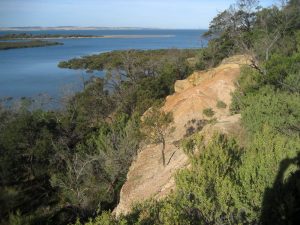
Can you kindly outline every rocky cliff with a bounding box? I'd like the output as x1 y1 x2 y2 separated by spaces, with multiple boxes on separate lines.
114 55 251 216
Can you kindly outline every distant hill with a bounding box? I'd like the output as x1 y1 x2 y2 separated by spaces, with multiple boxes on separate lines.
0 26 162 31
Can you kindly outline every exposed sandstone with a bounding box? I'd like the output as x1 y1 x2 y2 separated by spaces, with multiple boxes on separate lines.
114 55 250 216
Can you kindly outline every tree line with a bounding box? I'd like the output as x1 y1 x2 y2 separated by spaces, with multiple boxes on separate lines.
78 0 300 224
0 49 198 225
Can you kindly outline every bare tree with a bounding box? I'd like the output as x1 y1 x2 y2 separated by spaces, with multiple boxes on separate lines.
50 151 101 208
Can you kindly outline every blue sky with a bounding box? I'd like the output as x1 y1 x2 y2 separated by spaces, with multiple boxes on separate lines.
0 0 274 29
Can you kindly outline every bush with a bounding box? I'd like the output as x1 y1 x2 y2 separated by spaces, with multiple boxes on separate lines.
264 53 300 89
216 100 227 109
239 86 300 136
112 131 298 224
84 212 117 225
181 133 204 156
202 108 214 117
237 127 299 223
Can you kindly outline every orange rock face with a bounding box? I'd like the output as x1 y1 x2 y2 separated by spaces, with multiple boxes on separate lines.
114 55 250 216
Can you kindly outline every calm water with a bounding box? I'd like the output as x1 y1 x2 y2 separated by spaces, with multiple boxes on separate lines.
0 30 207 99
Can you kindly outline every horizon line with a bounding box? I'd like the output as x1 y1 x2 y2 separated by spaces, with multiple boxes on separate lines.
0 26 208 31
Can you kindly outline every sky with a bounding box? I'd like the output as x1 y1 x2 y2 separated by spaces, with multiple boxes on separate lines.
0 0 274 29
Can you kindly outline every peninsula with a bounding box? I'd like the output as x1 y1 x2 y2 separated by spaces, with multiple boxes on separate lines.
0 26 159 31
0 33 174 40
0 40 63 50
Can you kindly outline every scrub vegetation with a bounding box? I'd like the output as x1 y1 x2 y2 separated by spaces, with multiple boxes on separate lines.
0 47 197 225
0 40 63 50
1 0 300 224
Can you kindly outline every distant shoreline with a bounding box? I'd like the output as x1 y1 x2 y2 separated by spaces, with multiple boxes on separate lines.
0 26 205 31
0 27 160 31
3 35 175 40
0 35 175 41
0 40 63 50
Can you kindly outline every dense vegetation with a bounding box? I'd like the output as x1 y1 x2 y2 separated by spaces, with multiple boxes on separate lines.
76 0 300 224
58 49 199 115
58 49 199 70
0 40 63 50
1 0 300 224
0 33 103 40
0 49 197 225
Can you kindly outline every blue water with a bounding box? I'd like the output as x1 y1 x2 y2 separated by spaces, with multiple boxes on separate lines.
0 30 207 99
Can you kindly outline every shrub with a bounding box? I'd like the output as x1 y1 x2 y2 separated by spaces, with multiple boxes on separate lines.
181 133 204 156
240 86 300 136
237 127 299 223
216 100 227 109
202 108 214 117
184 119 208 137
84 212 117 225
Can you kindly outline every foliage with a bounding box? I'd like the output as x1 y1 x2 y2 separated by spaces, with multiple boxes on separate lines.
0 48 195 224
89 126 299 225
2 1 300 224
181 131 205 156
257 53 300 89
204 0 300 69
174 134 244 224
240 87 300 136
183 119 208 138
202 108 215 117
237 128 299 223
297 30 300 52
0 101 141 225
0 33 100 40
59 49 197 115
58 49 198 72
141 105 174 166
88 128 299 225
84 211 117 225
0 40 63 50
84 2 300 224
216 100 227 109
196 34 235 68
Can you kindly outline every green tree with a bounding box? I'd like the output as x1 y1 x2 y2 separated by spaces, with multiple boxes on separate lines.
141 106 174 167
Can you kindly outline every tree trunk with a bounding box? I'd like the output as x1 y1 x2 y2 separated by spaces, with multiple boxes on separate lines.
162 139 166 167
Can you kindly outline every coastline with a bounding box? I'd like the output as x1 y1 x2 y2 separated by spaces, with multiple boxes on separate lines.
0 40 63 50
5 35 175 40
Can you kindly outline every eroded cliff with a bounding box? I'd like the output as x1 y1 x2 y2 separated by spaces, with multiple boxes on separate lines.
114 55 251 216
